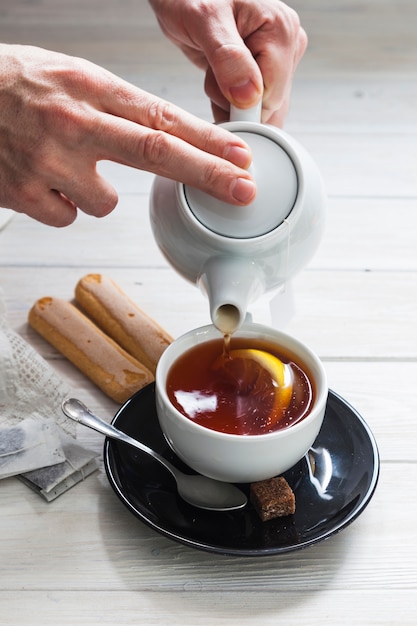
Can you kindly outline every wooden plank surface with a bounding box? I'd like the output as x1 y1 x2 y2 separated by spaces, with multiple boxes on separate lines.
0 0 416 624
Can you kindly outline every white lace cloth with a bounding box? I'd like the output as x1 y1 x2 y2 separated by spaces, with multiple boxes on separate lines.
0 292 98 500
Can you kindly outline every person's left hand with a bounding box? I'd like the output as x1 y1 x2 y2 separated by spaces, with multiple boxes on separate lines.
149 0 307 126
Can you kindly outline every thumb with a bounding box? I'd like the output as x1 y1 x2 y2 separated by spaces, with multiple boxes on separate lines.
214 43 263 109
200 13 263 109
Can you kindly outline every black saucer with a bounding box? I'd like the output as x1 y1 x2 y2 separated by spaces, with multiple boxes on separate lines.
104 384 379 556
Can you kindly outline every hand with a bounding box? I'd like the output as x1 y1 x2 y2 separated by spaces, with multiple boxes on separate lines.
0 44 255 226
149 0 307 126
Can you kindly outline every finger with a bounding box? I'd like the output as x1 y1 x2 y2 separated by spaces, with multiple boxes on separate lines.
195 3 307 125
56 168 119 218
97 85 253 169
248 27 308 121
205 30 307 126
204 62 290 126
13 169 118 225
90 113 256 206
13 186 78 227
190 9 264 109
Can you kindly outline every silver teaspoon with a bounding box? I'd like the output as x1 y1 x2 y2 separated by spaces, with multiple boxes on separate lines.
61 398 247 512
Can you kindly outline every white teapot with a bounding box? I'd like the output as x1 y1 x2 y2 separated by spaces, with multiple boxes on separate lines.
149 104 326 334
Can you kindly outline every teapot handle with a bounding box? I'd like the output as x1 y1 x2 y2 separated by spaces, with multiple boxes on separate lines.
230 101 262 124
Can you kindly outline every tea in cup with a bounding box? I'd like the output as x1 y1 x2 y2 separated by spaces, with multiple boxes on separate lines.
155 323 328 483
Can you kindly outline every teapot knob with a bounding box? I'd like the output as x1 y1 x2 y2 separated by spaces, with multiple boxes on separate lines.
230 102 262 123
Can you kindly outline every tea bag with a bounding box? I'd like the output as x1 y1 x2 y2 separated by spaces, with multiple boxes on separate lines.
0 417 65 479
0 290 98 499
20 428 99 501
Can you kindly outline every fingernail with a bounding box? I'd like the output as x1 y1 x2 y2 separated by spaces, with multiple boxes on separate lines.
224 145 252 169
231 177 256 204
230 80 260 106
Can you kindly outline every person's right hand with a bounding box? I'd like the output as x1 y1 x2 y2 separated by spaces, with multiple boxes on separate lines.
0 44 255 226
150 0 307 126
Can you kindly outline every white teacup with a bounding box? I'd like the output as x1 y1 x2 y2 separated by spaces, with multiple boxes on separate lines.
155 323 328 483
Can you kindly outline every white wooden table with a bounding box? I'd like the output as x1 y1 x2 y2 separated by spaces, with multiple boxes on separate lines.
1 1 416 623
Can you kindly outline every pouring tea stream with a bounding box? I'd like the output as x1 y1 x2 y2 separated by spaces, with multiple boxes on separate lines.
150 103 326 333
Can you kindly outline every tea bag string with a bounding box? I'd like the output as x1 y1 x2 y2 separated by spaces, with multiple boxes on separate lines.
0 440 45 458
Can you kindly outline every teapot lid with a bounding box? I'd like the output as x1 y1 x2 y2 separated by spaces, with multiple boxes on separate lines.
183 130 298 239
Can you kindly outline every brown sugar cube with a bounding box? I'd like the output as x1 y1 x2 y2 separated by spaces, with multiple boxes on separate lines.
250 476 296 522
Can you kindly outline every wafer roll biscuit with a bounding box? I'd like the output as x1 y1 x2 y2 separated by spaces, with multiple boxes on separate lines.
28 297 154 404
75 274 173 374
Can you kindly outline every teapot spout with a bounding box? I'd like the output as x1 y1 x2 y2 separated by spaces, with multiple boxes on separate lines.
198 256 265 334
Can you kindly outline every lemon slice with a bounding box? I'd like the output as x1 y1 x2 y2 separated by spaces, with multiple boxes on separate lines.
229 349 289 387
213 348 294 428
